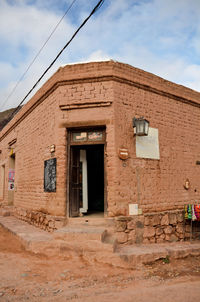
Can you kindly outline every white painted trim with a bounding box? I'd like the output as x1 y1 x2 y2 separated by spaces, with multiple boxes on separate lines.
79 150 88 213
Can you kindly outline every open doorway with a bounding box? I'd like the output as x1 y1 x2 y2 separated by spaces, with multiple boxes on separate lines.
69 144 104 217
8 153 15 205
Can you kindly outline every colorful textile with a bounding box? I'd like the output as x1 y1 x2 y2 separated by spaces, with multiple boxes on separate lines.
187 205 192 220
184 205 188 219
194 205 200 221
184 204 200 221
192 205 197 221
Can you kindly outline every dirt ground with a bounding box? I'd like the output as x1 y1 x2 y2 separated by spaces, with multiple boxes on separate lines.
0 226 200 302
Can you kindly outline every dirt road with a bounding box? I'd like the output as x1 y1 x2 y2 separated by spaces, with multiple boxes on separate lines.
0 225 200 301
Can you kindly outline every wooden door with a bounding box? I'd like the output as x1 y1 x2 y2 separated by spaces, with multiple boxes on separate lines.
69 147 82 217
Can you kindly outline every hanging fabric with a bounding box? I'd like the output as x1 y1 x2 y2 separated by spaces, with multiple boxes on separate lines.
187 205 192 220
192 205 197 221
184 204 200 221
194 205 200 221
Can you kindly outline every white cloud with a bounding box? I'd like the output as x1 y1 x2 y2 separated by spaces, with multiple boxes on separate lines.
1 0 200 111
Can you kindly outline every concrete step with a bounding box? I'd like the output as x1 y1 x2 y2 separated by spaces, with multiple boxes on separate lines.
58 239 114 253
53 225 107 242
67 217 115 227
2 215 200 269
117 242 200 266
0 216 58 256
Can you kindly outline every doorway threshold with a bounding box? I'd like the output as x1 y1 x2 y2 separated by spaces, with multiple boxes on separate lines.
67 213 114 227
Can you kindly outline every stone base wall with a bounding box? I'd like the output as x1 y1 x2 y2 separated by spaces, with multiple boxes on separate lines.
0 205 66 232
115 210 200 244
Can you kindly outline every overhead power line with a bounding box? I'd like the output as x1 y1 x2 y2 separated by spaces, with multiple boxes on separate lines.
9 0 104 120
0 0 77 112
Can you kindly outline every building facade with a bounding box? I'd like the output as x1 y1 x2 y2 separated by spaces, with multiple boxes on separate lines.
0 60 200 243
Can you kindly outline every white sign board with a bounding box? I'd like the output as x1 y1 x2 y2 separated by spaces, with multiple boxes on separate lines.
136 127 160 159
129 203 138 215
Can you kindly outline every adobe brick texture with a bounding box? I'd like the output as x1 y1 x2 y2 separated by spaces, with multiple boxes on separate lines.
0 60 200 220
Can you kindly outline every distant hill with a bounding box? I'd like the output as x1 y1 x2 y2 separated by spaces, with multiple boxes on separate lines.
0 107 17 131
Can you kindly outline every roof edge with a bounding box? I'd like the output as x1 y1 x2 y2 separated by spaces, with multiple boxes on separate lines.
1 60 200 140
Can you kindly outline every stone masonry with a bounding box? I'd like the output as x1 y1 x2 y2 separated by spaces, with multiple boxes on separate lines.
115 210 200 244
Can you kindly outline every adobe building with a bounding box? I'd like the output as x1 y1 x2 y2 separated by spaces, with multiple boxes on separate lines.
0 60 200 244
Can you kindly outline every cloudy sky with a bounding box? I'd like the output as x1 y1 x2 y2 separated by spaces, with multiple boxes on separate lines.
0 0 200 111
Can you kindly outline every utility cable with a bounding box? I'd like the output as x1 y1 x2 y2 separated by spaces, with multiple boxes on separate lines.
0 0 77 112
9 0 104 120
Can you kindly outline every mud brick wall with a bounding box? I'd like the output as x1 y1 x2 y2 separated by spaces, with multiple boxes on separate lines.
0 62 116 217
115 210 190 244
113 64 200 215
0 61 200 220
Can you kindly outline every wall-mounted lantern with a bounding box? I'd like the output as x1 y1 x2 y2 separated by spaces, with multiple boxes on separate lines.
133 117 149 136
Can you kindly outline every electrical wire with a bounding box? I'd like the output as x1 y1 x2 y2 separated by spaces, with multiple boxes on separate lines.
0 0 77 112
9 0 104 120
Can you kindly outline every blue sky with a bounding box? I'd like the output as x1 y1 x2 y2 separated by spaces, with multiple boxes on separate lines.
1 0 200 111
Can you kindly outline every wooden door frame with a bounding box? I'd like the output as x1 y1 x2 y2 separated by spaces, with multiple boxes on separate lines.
66 127 107 218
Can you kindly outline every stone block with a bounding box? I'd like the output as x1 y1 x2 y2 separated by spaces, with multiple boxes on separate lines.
143 226 155 238
116 232 128 244
176 224 184 234
161 214 169 226
169 234 178 242
156 227 163 236
112 207 127 216
44 218 49 226
160 234 165 240
178 233 184 239
127 220 135 230
152 215 160 226
48 221 55 228
165 234 170 241
169 213 177 225
149 237 156 243
127 230 136 242
144 216 150 226
177 212 184 223
164 225 173 235
115 220 127 232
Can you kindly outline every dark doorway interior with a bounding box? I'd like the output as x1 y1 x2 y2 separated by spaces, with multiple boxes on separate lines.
86 145 104 213
69 144 104 217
